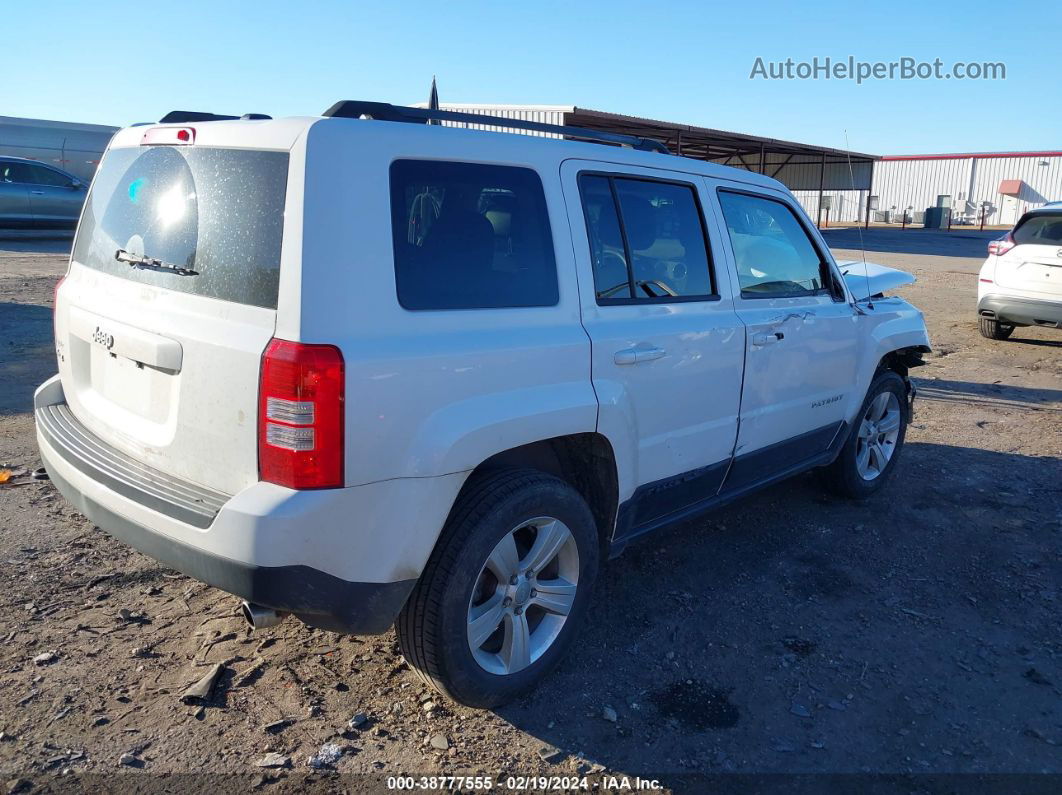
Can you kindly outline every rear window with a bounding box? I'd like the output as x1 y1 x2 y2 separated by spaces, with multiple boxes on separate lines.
1013 213 1062 246
389 159 559 310
72 145 289 309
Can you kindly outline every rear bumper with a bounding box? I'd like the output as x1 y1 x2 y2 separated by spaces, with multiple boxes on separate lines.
34 376 465 634
40 455 413 633
978 294 1062 328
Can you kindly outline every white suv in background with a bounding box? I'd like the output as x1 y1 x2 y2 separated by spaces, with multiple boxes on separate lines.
978 206 1062 339
36 102 931 707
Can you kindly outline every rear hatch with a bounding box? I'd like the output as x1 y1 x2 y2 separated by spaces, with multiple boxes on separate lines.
57 131 292 497
995 212 1062 299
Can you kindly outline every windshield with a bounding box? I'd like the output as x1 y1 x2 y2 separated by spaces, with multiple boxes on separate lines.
1013 213 1062 247
72 145 289 309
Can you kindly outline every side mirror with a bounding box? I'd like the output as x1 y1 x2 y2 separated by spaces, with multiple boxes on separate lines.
69 180 83 190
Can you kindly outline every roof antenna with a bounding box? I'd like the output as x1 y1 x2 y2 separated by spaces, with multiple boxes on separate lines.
427 76 440 125
844 129 873 311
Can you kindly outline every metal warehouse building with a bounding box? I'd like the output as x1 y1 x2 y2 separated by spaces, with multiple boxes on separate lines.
867 151 1062 226
418 103 1060 228
5 103 1056 230
418 103 876 227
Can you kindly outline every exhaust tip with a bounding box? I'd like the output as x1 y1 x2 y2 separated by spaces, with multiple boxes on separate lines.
240 601 286 631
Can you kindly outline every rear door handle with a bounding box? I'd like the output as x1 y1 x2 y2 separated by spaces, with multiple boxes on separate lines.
614 346 666 365
752 331 785 346
30 190 44 195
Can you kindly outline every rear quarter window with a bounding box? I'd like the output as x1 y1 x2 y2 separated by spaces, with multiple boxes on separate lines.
72 145 289 309
389 160 559 310
1013 214 1062 246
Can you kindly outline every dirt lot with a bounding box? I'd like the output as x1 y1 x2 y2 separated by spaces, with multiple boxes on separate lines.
0 229 1059 791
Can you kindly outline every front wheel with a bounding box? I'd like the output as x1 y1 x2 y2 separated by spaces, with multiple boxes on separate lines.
397 469 600 708
821 370 908 499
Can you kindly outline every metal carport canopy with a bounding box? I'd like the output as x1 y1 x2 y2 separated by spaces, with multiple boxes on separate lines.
561 107 878 192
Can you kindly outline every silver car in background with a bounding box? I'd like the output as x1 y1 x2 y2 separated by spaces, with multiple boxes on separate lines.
0 156 86 228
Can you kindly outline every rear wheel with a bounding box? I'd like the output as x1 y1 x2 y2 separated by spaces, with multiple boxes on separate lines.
979 316 1014 340
821 370 908 499
397 469 600 708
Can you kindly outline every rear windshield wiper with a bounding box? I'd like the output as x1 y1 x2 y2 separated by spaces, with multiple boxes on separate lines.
115 248 199 277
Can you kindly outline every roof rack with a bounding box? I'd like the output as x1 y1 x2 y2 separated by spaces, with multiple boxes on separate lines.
158 111 272 123
321 100 669 154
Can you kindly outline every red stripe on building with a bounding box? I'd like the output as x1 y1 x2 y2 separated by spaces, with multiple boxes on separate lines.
881 151 1062 161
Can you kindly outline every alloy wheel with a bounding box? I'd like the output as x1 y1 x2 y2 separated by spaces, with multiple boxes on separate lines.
855 391 902 481
466 517 580 676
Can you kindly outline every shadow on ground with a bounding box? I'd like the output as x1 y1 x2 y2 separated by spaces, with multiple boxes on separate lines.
0 302 55 414
0 230 74 254
495 441 1061 776
823 227 1000 259
915 378 1062 412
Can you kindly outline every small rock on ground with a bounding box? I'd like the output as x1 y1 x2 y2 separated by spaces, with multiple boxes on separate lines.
537 744 565 764
429 734 449 751
306 743 343 769
256 752 291 769
348 712 368 730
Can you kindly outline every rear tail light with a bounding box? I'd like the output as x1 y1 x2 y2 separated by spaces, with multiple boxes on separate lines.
258 339 344 489
987 232 1015 257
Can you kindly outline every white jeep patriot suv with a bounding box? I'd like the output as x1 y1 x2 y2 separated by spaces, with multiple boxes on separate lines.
36 102 931 707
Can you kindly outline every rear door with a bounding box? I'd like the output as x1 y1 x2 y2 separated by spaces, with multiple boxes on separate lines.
561 160 745 530
23 163 84 227
57 140 290 496
997 213 1062 299
0 162 34 227
707 180 860 490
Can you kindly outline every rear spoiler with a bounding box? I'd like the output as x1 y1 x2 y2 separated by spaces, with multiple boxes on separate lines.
158 111 271 123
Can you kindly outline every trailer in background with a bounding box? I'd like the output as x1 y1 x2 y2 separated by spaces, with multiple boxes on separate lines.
0 116 118 183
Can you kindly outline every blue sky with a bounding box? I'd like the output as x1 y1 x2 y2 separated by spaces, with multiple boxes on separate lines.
5 0 1058 155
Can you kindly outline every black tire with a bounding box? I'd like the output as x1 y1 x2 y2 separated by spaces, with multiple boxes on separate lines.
821 370 909 499
396 468 600 708
979 316 1014 340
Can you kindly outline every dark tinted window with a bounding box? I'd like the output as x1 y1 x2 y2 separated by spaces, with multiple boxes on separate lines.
1013 213 1062 246
390 160 558 310
72 146 289 309
717 191 827 297
579 176 630 299
25 164 73 187
1 162 35 184
579 174 714 301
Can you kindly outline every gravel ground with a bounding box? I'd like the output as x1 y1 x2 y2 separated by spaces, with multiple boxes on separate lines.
0 229 1059 791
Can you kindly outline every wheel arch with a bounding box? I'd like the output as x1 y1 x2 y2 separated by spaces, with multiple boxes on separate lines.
876 344 931 380
461 433 620 552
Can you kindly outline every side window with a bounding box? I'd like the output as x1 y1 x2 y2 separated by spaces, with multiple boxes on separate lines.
578 176 630 299
25 165 73 187
717 190 832 298
578 174 714 302
389 160 558 311
1 163 35 184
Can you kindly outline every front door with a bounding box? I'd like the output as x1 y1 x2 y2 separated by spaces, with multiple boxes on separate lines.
0 163 35 227
707 181 861 491
999 194 1020 227
24 164 84 227
560 160 745 531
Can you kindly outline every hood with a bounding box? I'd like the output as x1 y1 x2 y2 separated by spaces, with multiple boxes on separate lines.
838 260 916 300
